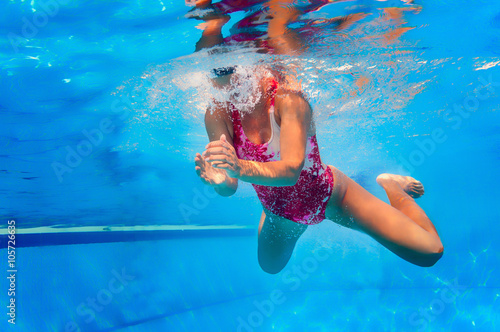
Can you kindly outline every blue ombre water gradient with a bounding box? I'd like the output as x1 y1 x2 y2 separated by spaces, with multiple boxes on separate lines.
0 0 499 331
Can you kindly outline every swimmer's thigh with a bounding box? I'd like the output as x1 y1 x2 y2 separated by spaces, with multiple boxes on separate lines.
258 210 307 274
325 166 357 229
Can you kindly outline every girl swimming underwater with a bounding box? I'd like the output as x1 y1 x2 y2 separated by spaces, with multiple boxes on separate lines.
194 68 443 274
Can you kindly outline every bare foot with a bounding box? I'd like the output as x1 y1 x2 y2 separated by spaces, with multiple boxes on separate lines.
376 173 425 198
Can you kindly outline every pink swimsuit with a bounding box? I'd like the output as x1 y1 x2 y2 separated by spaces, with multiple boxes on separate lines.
230 91 334 225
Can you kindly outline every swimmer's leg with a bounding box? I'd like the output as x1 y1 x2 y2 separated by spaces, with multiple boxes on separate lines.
376 174 439 236
195 15 230 51
258 210 308 274
327 168 443 267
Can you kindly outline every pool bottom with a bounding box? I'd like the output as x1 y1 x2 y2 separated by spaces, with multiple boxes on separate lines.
1 221 496 332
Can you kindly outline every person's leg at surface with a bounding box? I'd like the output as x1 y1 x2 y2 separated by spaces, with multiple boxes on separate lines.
325 166 443 267
185 0 231 51
258 210 308 274
194 14 230 51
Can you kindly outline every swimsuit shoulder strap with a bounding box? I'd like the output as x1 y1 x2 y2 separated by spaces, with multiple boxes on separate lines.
269 77 279 127
230 103 241 123
230 104 245 146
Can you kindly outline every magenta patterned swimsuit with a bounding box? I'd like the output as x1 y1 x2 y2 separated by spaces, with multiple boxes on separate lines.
230 93 334 225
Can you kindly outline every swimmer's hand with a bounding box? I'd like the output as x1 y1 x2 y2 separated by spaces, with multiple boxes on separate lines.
202 134 242 179
195 152 228 187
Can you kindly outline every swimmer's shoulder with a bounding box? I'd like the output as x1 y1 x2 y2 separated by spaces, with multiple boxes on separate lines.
205 101 234 142
274 88 315 134
274 87 310 116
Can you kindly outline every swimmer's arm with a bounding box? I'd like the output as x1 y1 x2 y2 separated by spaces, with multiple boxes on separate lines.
237 93 309 186
204 106 238 196
206 93 309 187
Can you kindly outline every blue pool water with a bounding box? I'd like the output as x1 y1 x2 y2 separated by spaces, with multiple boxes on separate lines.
1 0 499 331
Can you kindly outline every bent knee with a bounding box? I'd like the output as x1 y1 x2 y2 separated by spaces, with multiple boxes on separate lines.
416 244 444 267
258 256 286 274
258 246 292 274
